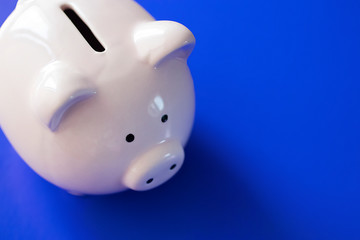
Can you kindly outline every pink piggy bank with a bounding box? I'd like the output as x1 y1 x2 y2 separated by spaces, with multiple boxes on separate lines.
0 0 195 195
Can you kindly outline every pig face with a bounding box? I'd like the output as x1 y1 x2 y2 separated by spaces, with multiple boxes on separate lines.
0 0 195 194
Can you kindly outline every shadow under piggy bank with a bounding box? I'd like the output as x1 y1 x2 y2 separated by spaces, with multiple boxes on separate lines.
65 127 280 239
0 126 280 239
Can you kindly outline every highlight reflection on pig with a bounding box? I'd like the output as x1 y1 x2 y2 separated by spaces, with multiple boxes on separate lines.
0 0 196 195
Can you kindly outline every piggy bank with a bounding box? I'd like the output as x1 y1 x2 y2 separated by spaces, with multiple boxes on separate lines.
0 0 195 195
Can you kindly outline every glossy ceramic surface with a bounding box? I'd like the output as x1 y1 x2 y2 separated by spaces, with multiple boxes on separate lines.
0 0 195 195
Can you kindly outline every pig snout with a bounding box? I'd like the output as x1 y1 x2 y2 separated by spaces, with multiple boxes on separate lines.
123 141 184 191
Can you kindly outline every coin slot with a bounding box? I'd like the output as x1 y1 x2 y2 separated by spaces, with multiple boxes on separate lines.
62 6 105 52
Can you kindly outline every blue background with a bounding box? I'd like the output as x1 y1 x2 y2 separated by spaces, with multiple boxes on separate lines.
1 0 360 239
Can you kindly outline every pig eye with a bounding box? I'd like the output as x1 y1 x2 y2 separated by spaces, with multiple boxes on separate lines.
161 114 168 123
126 134 135 143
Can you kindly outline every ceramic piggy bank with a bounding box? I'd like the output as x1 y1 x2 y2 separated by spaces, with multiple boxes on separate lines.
0 0 195 195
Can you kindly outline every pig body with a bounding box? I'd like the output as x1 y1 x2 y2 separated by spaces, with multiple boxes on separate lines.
0 0 195 194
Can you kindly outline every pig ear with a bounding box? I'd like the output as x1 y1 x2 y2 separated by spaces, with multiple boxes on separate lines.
32 62 96 132
16 0 32 6
134 21 196 67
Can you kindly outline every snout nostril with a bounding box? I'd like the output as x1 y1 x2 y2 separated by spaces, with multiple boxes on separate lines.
146 178 154 184
126 134 135 143
170 164 177 170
